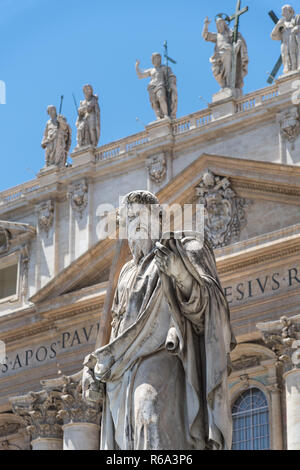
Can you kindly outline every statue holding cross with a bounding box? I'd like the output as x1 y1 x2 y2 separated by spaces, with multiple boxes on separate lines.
202 0 249 100
270 4 300 76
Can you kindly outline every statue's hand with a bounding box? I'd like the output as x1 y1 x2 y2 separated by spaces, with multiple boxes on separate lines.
135 59 140 68
155 240 186 281
204 16 211 26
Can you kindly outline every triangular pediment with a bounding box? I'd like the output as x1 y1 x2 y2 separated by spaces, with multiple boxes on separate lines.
0 220 36 256
29 153 300 305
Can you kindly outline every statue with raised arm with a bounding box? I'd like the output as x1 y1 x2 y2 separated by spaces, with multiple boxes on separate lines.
202 17 248 97
271 4 300 74
41 105 71 168
135 53 177 120
83 190 236 450
75 84 100 149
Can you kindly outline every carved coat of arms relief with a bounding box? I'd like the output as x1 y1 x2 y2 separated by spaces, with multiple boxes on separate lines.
195 170 250 248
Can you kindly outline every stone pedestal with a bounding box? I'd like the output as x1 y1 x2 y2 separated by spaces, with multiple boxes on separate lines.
63 423 100 450
210 98 236 121
31 437 63 450
284 368 300 450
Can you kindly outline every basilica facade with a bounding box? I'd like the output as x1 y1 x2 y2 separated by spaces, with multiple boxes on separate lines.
1 30 300 448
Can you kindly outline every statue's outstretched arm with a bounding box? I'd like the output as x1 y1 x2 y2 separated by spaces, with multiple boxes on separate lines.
202 17 217 43
135 60 151 79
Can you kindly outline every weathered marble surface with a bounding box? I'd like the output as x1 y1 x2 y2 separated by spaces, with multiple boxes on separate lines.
75 85 100 149
271 5 300 74
83 190 236 450
41 106 71 168
136 54 177 120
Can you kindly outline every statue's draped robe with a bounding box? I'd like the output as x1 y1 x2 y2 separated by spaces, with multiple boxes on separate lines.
94 234 236 450
205 30 248 89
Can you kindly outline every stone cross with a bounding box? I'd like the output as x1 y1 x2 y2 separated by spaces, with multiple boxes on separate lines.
267 10 283 84
229 0 249 44
228 0 249 89
163 41 177 117
215 0 249 90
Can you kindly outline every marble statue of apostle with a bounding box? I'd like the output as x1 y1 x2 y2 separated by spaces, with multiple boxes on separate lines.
202 17 248 94
135 53 177 120
83 190 236 450
75 84 100 149
271 4 300 73
41 105 71 168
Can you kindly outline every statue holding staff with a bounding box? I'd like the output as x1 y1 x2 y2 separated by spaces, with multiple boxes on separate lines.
41 105 71 168
135 53 177 120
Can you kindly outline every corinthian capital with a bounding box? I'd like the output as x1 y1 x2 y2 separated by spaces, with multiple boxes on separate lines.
257 315 300 370
10 390 63 441
42 371 101 426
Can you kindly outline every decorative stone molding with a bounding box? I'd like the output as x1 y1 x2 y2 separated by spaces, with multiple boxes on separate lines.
278 107 300 148
146 153 167 184
195 170 251 248
239 374 250 390
37 200 54 235
68 179 88 219
0 221 36 257
10 390 63 441
257 315 300 370
0 227 11 254
232 355 260 372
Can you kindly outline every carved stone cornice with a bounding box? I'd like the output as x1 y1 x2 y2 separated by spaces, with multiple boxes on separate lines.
10 390 63 440
232 355 261 372
257 315 300 371
217 235 300 275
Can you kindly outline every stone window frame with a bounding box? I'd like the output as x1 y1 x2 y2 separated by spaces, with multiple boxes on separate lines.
0 251 21 305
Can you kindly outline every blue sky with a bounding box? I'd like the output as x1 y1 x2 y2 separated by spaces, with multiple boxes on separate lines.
0 0 290 191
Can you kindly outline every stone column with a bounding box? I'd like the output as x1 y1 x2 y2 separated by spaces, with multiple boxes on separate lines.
283 339 300 450
10 390 63 450
267 384 283 450
42 371 102 450
257 314 300 450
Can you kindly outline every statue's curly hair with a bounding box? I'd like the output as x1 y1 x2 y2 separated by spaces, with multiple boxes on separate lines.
122 190 159 206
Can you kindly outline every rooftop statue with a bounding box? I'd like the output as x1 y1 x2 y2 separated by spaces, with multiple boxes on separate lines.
41 105 71 168
271 4 300 74
202 16 248 99
135 53 177 120
83 191 236 450
75 84 100 150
